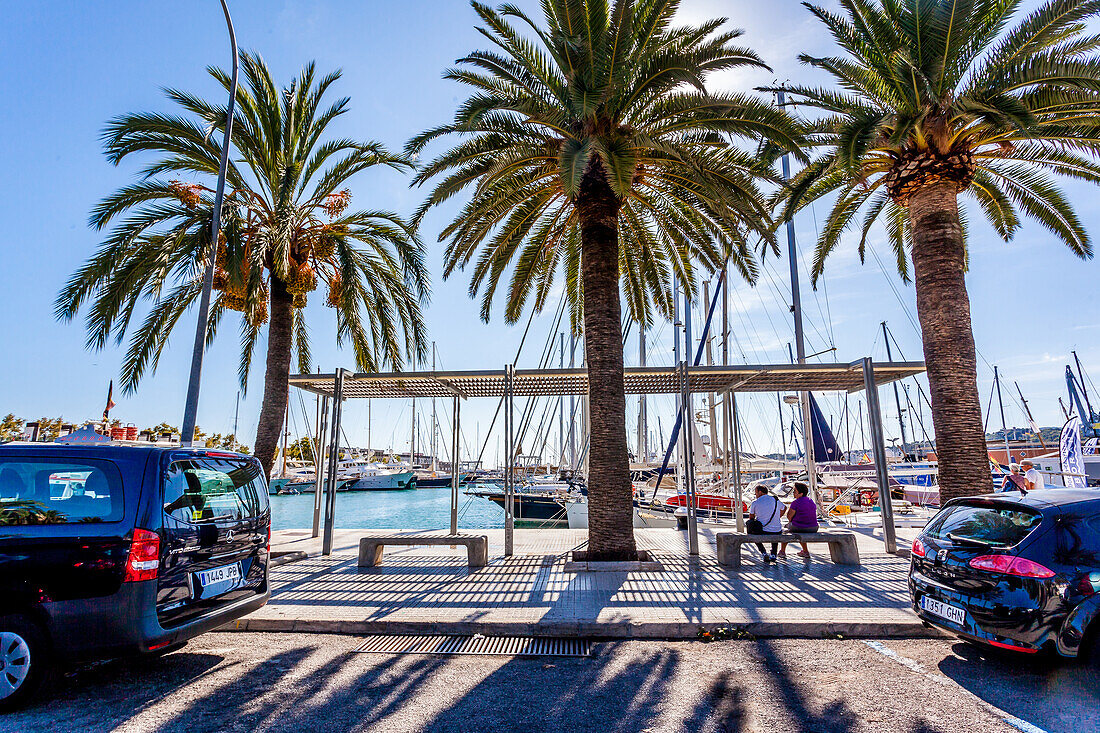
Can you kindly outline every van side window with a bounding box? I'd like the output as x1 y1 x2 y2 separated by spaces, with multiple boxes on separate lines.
163 458 268 524
0 459 124 525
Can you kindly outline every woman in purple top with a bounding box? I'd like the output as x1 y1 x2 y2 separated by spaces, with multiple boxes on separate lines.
779 483 819 558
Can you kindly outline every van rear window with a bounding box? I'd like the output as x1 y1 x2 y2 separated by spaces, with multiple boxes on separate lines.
163 457 268 524
0 458 124 525
926 502 1042 548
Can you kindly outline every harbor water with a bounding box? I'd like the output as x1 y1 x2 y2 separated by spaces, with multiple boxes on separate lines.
270 486 507 530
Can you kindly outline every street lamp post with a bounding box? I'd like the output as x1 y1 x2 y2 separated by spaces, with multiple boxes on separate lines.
181 0 240 446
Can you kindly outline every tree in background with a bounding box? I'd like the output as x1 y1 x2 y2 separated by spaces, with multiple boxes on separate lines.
774 0 1100 502
0 415 24 442
286 436 315 463
410 0 803 558
57 53 428 480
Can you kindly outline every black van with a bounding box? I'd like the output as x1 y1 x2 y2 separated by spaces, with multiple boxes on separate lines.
0 443 270 708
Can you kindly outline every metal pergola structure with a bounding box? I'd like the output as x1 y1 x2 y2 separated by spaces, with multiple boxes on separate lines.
290 358 925 557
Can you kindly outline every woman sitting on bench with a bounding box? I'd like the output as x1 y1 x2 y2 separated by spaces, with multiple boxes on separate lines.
779 483 819 559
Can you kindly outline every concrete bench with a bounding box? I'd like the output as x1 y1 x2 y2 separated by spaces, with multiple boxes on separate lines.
357 534 489 568
716 531 860 569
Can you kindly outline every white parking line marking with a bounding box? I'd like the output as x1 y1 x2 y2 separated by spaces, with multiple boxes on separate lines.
862 641 1049 733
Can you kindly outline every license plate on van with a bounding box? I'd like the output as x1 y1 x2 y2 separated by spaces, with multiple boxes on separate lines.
192 562 242 600
920 596 966 627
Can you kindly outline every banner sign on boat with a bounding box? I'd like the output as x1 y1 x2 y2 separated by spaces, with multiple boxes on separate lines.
1060 417 1087 489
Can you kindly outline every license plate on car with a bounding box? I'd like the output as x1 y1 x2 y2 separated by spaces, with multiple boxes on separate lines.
192 562 242 600
920 596 966 627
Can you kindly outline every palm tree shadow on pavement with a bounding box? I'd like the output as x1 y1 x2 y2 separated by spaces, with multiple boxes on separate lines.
418 643 680 733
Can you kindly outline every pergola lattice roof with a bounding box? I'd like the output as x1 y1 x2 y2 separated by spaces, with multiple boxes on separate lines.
288 360 925 399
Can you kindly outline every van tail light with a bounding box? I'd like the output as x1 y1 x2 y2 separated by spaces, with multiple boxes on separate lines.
123 528 161 582
968 554 1055 579
911 538 928 558
266 524 271 552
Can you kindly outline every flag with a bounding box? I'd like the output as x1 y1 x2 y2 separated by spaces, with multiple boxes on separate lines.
1060 416 1087 489
102 381 117 423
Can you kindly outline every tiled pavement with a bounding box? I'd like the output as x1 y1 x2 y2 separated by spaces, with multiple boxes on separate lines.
230 527 937 638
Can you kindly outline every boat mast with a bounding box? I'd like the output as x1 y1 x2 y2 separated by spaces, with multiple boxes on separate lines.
882 322 909 461
994 366 1012 464
778 89 818 500
703 280 719 466
569 331 576 468
431 341 435 471
233 390 240 451
559 333 565 470
638 326 646 463
673 276 682 491
281 412 288 478
1015 381 1046 449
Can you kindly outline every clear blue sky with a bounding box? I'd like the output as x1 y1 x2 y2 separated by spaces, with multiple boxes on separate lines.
1 1 1097 463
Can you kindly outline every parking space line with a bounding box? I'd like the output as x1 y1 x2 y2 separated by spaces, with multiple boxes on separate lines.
861 641 1048 733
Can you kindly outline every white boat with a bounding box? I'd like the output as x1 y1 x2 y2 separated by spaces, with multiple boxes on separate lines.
342 461 415 490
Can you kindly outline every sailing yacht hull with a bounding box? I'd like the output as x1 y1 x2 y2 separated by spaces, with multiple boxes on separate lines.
347 471 416 491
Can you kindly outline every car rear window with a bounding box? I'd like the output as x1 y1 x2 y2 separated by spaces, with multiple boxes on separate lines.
163 456 269 524
0 458 124 525
926 502 1043 548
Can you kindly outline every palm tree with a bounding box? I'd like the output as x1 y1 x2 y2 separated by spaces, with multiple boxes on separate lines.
409 0 804 559
57 54 429 478
772 0 1100 502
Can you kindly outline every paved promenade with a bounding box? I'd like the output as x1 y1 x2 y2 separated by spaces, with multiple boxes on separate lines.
233 526 935 639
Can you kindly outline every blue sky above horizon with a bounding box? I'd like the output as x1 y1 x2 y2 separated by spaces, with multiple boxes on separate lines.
1 1 1097 464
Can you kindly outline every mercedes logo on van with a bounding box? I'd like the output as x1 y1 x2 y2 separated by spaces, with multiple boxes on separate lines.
224 529 235 541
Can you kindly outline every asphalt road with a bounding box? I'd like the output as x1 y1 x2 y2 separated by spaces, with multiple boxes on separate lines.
2 633 1096 733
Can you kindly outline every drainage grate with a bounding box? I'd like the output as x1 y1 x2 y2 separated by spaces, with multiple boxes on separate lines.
352 635 591 657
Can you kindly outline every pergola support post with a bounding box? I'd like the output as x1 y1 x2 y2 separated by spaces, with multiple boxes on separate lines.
680 361 699 555
322 368 345 556
450 394 461 536
861 357 898 553
312 394 329 538
504 364 514 557
731 392 745 532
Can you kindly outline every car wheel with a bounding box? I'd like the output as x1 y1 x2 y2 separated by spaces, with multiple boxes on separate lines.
0 615 48 711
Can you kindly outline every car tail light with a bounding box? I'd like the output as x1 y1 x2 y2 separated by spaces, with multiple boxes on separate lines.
911 538 928 558
266 524 271 552
968 554 1055 579
123 528 161 582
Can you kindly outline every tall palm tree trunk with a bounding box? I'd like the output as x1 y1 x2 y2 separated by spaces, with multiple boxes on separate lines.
907 183 991 502
576 166 637 561
254 278 294 480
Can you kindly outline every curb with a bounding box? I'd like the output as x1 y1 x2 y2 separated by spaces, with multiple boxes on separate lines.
219 616 948 640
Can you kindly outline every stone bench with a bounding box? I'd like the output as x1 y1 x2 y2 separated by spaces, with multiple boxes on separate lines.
716 531 860 569
357 534 489 568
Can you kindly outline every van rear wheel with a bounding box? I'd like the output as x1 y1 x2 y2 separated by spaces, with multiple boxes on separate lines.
0 616 48 711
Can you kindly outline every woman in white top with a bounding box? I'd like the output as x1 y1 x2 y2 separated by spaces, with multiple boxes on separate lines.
748 485 785 563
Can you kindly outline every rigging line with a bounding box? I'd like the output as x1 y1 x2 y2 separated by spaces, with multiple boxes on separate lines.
790 202 836 351
808 201 837 348
904 383 934 447
983 376 998 433
866 240 922 336
513 294 572 458
472 287 567 470
759 249 834 356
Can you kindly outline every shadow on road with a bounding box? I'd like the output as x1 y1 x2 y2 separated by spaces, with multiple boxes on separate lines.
936 641 1100 732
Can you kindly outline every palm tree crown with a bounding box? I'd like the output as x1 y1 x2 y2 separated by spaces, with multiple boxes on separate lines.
409 0 803 327
777 0 1100 276
410 0 803 558
56 53 428 476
